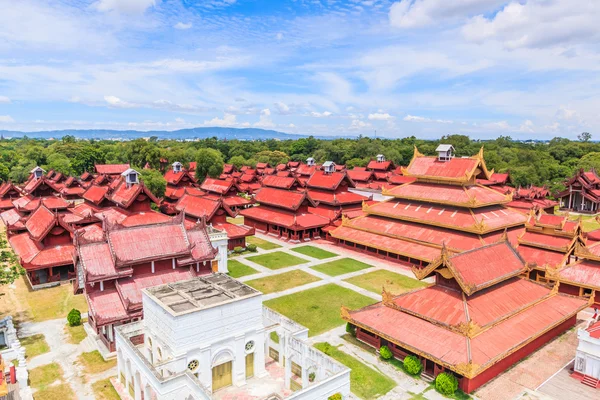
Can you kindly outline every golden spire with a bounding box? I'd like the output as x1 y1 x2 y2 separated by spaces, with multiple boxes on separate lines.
382 287 395 306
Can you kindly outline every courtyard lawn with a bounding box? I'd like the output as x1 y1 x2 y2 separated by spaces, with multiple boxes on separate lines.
344 269 428 295
310 258 372 277
264 284 374 336
227 260 259 278
65 319 88 344
314 342 396 399
291 245 337 260
246 251 307 270
92 378 120 400
29 362 64 389
77 350 117 374
21 334 50 358
246 236 281 250
33 384 76 400
245 270 321 294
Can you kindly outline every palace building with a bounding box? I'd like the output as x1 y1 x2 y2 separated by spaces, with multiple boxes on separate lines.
557 169 600 214
163 162 199 203
573 319 600 389
328 146 529 267
74 214 228 352
115 274 350 399
343 240 590 393
0 182 22 211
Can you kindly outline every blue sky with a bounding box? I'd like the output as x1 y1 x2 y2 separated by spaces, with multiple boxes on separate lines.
0 0 599 139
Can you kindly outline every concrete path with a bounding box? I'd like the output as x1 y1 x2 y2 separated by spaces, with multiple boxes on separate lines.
19 317 116 399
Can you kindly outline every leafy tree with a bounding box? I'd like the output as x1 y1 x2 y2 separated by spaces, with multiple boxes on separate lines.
577 152 600 172
195 148 224 179
0 264 25 286
45 153 74 175
67 309 82 327
228 155 247 169
140 168 167 198
0 163 9 181
578 132 592 142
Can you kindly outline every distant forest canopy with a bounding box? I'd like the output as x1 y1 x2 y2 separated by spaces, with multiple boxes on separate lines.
0 133 598 194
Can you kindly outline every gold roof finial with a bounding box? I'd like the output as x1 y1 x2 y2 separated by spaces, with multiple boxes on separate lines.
413 145 424 158
550 280 560 295
340 306 351 320
588 290 596 306
382 287 395 305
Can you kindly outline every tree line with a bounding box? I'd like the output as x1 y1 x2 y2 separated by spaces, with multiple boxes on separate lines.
1 134 600 195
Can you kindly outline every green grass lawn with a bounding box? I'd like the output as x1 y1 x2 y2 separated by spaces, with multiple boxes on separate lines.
310 258 372 277
227 259 259 278
264 284 375 336
246 236 281 250
291 245 337 260
29 362 64 389
314 342 396 399
33 383 76 400
247 251 308 270
92 378 120 400
245 270 321 294
65 319 88 344
344 269 428 295
77 351 117 374
21 334 50 358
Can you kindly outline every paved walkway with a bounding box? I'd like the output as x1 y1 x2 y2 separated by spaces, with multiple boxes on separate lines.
19 317 116 399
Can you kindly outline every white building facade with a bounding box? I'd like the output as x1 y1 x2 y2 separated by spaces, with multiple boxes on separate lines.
575 319 600 387
115 274 350 400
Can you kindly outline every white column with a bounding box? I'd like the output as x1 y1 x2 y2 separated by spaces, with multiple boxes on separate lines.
234 334 246 386
151 261 155 273
255 331 267 378
172 258 176 269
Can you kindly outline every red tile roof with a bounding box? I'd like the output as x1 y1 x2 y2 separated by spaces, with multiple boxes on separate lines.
211 221 254 239
0 208 23 226
240 205 329 230
367 160 393 171
163 169 196 185
120 211 172 227
261 175 300 189
254 187 311 210
25 206 56 241
83 185 109 205
385 182 509 207
77 242 132 282
175 194 222 220
347 168 373 182
200 178 235 195
87 289 129 326
519 231 573 251
306 171 353 191
296 164 316 176
517 245 567 268
95 164 130 175
405 155 481 180
307 189 366 206
117 269 194 310
558 260 600 288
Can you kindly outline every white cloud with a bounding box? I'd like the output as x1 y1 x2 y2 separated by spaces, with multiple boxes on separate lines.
310 111 333 118
254 108 275 128
462 1 600 49
350 119 370 129
94 0 157 14
104 95 136 108
204 113 237 127
556 106 579 121
482 120 511 130
403 114 452 123
276 32 284 41
389 0 505 28
0 96 11 104
174 22 193 30
368 112 393 121
0 115 15 123
274 102 291 114
519 119 534 132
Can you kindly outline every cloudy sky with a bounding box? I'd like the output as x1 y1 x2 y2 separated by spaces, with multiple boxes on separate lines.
0 0 598 139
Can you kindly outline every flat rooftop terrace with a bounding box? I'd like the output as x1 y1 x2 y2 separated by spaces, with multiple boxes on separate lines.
145 273 260 315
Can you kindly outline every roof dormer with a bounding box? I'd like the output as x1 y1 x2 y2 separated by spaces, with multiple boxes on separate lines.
322 161 336 174
30 166 45 180
376 154 385 163
172 161 183 173
436 144 455 162
306 157 316 167
121 168 140 186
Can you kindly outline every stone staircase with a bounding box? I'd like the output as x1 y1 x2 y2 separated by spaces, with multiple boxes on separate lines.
581 375 600 389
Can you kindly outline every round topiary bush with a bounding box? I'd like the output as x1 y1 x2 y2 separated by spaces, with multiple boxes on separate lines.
403 355 422 376
328 394 342 400
345 322 356 337
67 308 82 327
246 244 258 252
379 345 393 360
435 372 459 396
233 246 244 254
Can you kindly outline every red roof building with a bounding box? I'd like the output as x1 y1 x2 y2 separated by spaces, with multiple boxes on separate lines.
557 169 600 214
74 213 221 351
162 162 198 203
240 187 331 242
303 166 367 213
343 240 589 393
95 163 131 176
328 147 528 267
58 176 86 200
200 177 253 210
0 182 22 210
7 205 77 287
505 185 558 214
21 174 62 197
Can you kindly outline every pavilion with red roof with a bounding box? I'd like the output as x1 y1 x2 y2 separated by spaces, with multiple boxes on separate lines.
328 146 528 267
162 161 199 203
557 169 600 214
343 240 590 393
74 213 224 351
0 182 22 210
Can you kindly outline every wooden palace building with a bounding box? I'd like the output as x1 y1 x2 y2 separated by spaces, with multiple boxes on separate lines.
328 146 529 267
557 169 600 214
343 240 590 393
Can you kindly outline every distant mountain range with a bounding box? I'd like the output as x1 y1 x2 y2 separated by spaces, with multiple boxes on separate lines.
0 127 344 141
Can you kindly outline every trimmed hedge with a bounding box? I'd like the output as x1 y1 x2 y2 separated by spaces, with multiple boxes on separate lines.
328 394 342 400
246 243 258 252
403 355 422 376
67 309 82 327
233 246 244 254
379 345 393 360
345 322 356 337
435 372 459 396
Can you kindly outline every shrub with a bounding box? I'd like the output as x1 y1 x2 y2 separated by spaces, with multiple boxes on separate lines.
246 244 258 252
67 309 82 327
435 372 459 396
328 394 342 400
0 250 11 261
403 355 422 376
345 322 356 337
233 246 244 254
379 345 393 360
308 371 316 382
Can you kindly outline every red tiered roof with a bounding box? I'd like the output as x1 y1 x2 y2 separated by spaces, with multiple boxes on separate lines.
87 289 129 326
117 269 194 310
200 178 236 195
164 168 197 186
306 170 354 191
261 175 302 190
384 182 510 208
347 168 373 182
367 160 393 171
405 155 484 181
95 164 130 175
306 189 365 206
254 187 313 211
240 206 329 230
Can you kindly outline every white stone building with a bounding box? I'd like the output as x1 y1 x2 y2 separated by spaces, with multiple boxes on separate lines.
115 274 351 399
574 319 600 388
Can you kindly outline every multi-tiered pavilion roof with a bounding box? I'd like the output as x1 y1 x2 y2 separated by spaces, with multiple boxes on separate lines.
329 147 528 266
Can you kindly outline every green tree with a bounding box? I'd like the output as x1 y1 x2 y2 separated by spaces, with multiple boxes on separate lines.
0 263 25 286
0 162 9 181
140 168 167 198
195 148 224 179
45 153 73 175
577 152 600 172
578 132 592 142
